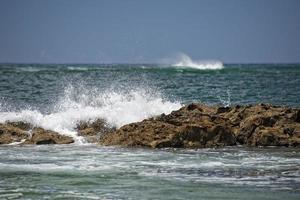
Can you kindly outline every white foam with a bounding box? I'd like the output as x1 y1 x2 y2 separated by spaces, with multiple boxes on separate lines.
6 139 26 145
17 66 47 72
171 53 224 70
0 87 181 144
67 66 89 71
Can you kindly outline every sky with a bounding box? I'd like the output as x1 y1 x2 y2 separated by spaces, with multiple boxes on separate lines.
0 0 299 64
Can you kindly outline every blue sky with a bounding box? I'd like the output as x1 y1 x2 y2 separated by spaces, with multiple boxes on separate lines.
0 0 299 63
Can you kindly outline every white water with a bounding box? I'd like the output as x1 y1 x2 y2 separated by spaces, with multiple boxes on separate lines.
171 53 224 70
0 87 181 143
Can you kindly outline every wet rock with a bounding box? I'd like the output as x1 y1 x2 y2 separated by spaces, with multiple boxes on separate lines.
100 103 300 148
76 119 116 143
6 121 32 131
186 103 200 111
0 123 29 144
100 104 236 148
0 122 74 145
249 127 289 147
216 106 231 113
1 103 300 148
293 110 300 123
283 127 294 136
24 128 74 145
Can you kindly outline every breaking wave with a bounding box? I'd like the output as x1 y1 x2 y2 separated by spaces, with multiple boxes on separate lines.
171 53 224 70
0 86 181 143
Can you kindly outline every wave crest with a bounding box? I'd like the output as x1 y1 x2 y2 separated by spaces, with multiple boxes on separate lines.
171 53 224 70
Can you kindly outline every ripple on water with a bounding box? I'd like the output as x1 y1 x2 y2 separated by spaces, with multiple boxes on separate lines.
0 145 300 199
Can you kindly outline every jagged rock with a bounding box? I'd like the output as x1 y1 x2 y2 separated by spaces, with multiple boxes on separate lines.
76 119 116 143
100 104 236 148
0 122 74 145
5 121 33 130
99 104 300 148
1 103 300 148
0 123 29 144
24 128 74 145
293 110 300 122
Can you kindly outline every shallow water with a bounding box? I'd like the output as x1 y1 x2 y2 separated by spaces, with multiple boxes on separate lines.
0 145 299 199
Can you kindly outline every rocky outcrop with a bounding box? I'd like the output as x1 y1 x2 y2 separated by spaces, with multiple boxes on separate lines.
24 128 74 145
0 122 29 144
227 104 300 147
0 122 74 145
1 104 299 148
99 104 300 148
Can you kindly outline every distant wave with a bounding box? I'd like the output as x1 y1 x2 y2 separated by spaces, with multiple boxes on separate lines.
0 86 181 144
67 66 90 71
17 66 50 72
170 53 224 70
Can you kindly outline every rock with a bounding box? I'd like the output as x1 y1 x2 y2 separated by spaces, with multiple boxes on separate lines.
76 119 116 143
293 110 300 122
249 127 289 147
186 103 200 111
216 106 231 113
100 103 300 148
0 123 29 144
5 121 32 130
1 103 300 148
100 104 236 148
24 128 74 145
0 122 74 145
283 127 294 136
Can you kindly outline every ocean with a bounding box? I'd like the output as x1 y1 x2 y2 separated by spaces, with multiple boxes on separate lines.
0 62 300 199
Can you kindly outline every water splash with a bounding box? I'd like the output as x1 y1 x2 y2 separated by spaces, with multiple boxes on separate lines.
0 86 181 143
217 89 231 107
171 53 224 70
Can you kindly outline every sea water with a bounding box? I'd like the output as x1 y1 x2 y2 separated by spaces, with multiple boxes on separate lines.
0 61 300 199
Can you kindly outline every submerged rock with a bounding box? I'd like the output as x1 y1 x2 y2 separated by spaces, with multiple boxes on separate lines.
0 122 74 145
99 104 300 148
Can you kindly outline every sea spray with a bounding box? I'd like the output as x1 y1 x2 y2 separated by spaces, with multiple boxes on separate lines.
162 53 224 70
0 86 181 143
217 89 232 107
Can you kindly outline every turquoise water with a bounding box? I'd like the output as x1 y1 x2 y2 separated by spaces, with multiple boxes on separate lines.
0 145 299 200
0 64 300 199
1 64 300 110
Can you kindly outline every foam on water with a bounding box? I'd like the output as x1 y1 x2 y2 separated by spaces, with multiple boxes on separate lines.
0 86 181 143
16 66 51 72
67 66 90 71
171 53 224 70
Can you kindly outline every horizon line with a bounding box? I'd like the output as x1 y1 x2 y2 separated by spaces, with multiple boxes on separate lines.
0 62 300 65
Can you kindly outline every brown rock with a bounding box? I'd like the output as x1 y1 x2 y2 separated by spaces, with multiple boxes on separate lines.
293 110 300 123
0 122 74 145
24 128 74 145
249 127 289 147
99 103 300 148
1 103 300 148
5 121 32 131
76 119 116 143
0 123 29 144
100 104 236 148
